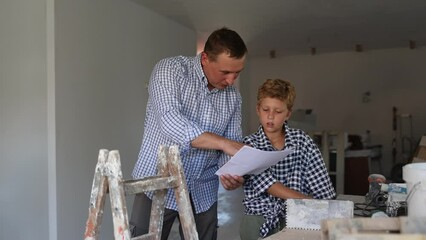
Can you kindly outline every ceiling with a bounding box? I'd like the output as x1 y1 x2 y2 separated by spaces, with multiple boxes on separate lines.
134 0 426 58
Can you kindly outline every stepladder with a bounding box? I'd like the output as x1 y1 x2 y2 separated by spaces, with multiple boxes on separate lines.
84 145 199 240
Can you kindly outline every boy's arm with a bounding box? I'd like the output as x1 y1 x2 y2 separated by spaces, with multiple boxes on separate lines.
267 182 312 199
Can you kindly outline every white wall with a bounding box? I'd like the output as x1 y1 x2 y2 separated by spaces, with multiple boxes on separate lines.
0 0 49 239
1 0 196 239
242 48 426 176
2 1 425 239
54 0 195 239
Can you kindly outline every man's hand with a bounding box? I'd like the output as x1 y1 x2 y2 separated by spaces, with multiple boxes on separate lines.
220 174 244 190
221 139 245 156
190 132 245 156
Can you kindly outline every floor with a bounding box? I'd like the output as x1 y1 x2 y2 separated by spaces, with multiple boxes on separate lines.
169 185 245 239
217 186 245 240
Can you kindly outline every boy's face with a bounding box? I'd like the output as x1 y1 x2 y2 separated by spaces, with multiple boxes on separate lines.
256 97 291 134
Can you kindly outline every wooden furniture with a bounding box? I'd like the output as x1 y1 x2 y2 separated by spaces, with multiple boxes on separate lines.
344 150 371 195
84 146 198 240
322 217 426 240
265 218 426 240
264 195 426 240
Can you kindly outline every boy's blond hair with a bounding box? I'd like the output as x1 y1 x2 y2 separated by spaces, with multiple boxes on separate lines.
257 79 296 111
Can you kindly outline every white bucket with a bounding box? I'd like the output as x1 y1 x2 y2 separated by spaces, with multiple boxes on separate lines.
403 162 426 218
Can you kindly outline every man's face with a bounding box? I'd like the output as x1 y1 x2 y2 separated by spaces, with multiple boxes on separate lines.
201 52 246 90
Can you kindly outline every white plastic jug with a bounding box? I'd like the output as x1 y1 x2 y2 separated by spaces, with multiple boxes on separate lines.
403 162 426 218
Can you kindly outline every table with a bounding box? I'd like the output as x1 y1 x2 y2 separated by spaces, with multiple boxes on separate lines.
263 195 365 240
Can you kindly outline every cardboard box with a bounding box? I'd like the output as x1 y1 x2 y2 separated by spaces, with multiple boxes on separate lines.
412 135 426 163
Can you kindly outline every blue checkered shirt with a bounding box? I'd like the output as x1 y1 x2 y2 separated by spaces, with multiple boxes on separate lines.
242 124 336 237
132 54 242 213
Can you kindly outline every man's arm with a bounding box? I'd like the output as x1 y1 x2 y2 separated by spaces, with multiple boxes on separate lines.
191 132 244 156
191 132 245 190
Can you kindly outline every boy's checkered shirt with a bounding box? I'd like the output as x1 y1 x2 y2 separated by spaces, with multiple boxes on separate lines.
242 124 336 237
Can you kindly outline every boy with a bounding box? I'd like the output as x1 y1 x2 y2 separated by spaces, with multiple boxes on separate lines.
240 79 335 239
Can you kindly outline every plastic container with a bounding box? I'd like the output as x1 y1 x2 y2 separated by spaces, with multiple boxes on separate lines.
402 162 426 218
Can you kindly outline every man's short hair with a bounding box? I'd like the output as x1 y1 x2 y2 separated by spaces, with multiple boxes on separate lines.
204 27 247 61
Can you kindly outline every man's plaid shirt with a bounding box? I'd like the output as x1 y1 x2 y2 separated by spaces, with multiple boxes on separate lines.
132 54 242 214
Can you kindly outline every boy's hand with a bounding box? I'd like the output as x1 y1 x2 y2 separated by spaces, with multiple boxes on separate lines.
220 174 244 190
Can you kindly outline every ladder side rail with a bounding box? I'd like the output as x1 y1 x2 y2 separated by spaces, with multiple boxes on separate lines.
84 149 110 240
168 146 199 240
146 146 170 239
107 150 131 240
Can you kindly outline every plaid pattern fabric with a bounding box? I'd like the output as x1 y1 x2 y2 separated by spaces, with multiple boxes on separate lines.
132 54 242 213
242 124 336 237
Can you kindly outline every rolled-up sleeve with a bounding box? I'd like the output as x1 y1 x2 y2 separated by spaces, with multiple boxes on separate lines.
304 140 336 199
249 171 277 197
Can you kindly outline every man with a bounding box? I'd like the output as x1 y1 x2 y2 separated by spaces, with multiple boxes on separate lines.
130 27 248 239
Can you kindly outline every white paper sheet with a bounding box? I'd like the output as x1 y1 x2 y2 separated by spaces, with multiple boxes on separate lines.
215 145 294 176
